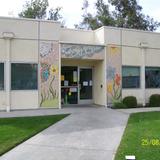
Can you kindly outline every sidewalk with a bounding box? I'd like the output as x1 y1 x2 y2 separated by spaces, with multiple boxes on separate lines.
0 107 129 160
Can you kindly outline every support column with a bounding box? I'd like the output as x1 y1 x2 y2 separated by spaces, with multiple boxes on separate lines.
140 42 148 107
6 39 11 112
2 32 14 112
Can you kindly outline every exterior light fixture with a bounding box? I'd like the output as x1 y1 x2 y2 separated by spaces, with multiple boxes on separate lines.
2 32 15 39
139 42 148 48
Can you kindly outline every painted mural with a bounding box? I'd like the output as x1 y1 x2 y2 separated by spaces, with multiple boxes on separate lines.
61 43 105 59
40 41 59 108
107 45 122 105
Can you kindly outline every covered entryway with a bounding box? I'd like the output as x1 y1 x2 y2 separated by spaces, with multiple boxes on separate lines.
61 66 93 105
61 59 106 106
60 43 106 107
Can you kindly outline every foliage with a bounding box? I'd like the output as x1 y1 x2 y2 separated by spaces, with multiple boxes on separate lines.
0 114 68 156
112 101 127 109
149 94 160 107
115 112 160 160
123 96 137 108
19 0 64 25
109 0 160 31
77 0 160 31
77 0 115 30
48 7 65 27
19 0 49 19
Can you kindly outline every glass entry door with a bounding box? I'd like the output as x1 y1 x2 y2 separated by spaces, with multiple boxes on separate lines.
79 68 93 104
61 66 78 104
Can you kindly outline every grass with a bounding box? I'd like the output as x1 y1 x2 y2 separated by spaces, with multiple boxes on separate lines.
0 114 69 156
114 111 160 160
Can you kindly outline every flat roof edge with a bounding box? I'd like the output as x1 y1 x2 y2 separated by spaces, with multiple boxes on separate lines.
60 41 105 46
0 16 60 24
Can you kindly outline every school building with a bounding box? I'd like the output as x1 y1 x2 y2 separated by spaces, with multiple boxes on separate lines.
0 17 160 111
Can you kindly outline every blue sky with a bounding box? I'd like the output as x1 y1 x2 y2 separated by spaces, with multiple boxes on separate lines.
0 0 160 31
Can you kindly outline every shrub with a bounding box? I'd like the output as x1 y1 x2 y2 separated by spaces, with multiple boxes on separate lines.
123 96 137 108
112 101 127 109
149 94 160 107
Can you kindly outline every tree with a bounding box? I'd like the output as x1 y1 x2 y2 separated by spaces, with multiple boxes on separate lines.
19 0 49 19
76 0 115 30
19 0 64 26
78 0 160 31
48 7 66 27
109 0 160 31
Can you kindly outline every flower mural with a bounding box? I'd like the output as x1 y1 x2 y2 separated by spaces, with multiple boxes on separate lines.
107 66 116 80
110 46 120 55
115 74 121 86
40 63 59 107
41 63 50 83
107 67 121 101
50 65 58 76
107 45 122 105
40 41 59 108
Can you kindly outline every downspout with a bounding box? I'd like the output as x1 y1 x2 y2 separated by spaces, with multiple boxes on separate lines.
2 32 15 112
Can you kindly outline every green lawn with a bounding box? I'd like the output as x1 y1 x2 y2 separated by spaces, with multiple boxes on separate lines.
0 114 69 156
115 111 160 160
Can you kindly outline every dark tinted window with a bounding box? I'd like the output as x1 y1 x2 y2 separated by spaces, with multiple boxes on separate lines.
11 63 38 90
122 66 140 88
0 63 4 90
145 67 160 88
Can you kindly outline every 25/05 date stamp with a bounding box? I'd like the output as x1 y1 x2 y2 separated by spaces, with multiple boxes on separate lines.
141 139 160 146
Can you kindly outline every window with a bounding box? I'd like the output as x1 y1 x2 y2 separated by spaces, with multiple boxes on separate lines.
0 63 4 90
145 67 160 88
11 63 38 90
122 66 140 88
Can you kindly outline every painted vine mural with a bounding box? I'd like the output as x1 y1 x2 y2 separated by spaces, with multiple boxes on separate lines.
107 45 122 105
40 41 59 108
61 43 105 59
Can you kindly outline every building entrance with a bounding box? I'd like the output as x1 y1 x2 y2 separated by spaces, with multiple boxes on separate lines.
61 66 93 105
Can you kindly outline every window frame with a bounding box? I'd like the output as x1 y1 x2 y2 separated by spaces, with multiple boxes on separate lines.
145 66 160 89
11 62 39 91
0 62 5 91
122 65 141 89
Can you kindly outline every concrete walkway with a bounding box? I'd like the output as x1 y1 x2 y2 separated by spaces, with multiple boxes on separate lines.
0 106 129 160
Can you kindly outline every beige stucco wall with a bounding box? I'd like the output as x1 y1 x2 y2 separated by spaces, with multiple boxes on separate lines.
104 27 160 105
11 91 39 110
11 39 38 62
122 29 160 48
40 21 60 40
122 46 142 66
0 17 60 110
0 92 6 110
146 48 160 66
0 39 6 60
94 28 105 44
122 89 144 104
60 28 94 44
0 18 38 39
104 27 121 45
93 60 106 106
